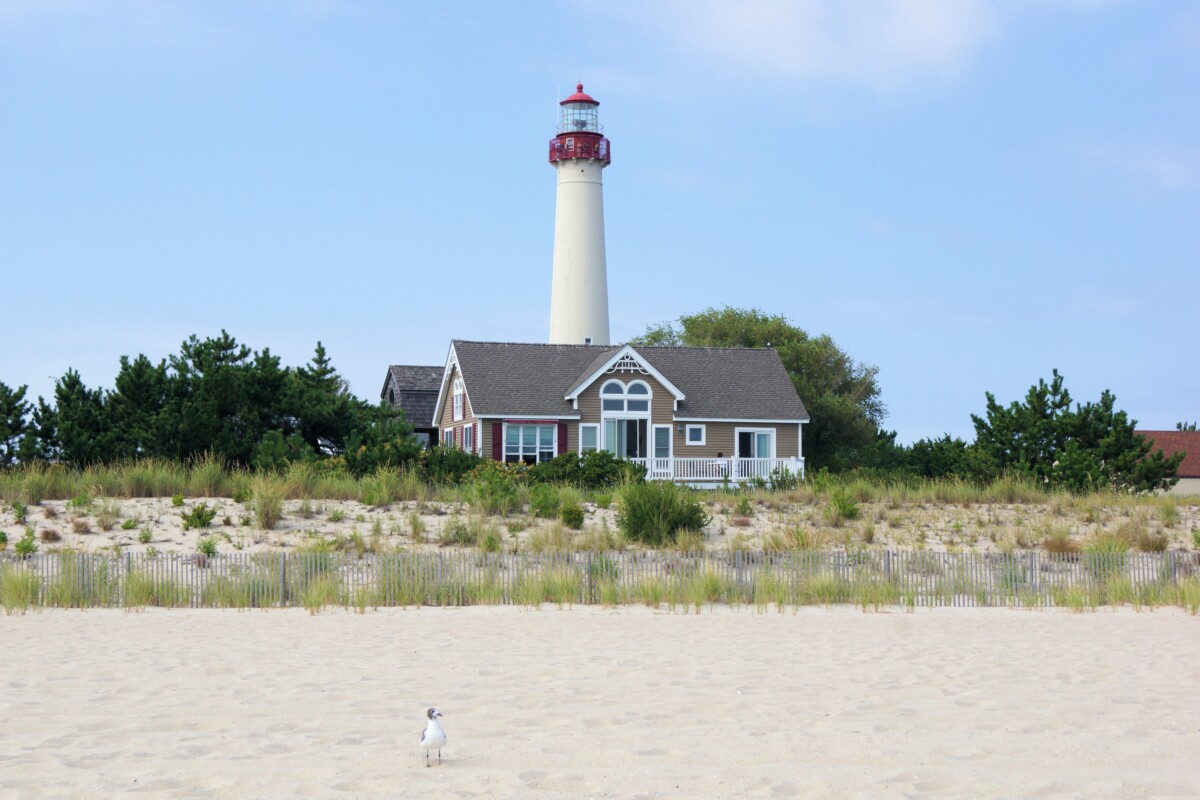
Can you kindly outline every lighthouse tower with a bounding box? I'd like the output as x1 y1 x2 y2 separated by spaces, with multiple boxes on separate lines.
548 83 611 346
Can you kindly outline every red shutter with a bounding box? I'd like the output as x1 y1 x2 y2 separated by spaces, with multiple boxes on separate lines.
557 423 568 455
492 422 503 461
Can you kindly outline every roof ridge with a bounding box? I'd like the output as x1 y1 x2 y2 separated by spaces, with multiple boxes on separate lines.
452 339 776 352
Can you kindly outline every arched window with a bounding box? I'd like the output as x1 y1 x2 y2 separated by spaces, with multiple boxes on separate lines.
452 378 464 421
600 380 651 413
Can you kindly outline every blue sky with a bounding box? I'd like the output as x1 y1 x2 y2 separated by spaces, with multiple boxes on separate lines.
2 0 1197 443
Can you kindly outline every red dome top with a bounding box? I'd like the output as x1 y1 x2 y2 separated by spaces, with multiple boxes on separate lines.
560 83 599 106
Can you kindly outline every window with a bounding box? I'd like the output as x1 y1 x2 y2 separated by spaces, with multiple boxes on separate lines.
685 424 706 446
599 380 651 413
452 378 464 421
442 428 454 449
735 428 776 459
604 418 647 458
600 380 652 458
653 425 671 459
580 424 599 454
505 424 556 465
462 423 474 454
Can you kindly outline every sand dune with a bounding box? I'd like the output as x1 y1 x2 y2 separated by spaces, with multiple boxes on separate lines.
2 607 1198 799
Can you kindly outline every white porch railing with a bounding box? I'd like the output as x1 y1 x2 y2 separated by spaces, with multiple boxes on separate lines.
627 457 805 484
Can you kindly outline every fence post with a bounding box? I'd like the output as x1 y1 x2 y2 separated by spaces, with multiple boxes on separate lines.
278 553 287 608
587 552 594 604
1169 551 1177 583
734 549 744 601
884 549 892 580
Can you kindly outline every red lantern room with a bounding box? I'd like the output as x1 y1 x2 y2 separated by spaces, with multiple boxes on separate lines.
549 83 611 165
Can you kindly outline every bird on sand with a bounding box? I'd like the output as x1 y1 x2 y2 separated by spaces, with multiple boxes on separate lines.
420 707 447 767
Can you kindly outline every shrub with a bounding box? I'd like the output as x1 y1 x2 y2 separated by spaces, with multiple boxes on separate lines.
121 518 138 530
14 529 38 558
39 528 60 543
560 502 585 530
732 497 753 517
617 482 710 546
467 464 522 516
171 493 185 507
181 503 218 531
138 527 153 544
71 517 91 534
196 536 219 558
1193 529 1200 549
1135 530 1169 553
11 501 28 524
329 509 345 523
528 484 561 519
0 531 6 549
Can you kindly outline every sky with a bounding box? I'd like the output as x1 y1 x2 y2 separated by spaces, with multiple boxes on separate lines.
2 0 1197 443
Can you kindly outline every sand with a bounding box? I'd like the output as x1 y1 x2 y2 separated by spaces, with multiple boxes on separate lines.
6 494 1199 559
2 607 1198 799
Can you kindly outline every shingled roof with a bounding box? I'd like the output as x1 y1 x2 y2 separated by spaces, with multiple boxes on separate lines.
381 365 443 429
1137 430 1200 478
449 340 808 421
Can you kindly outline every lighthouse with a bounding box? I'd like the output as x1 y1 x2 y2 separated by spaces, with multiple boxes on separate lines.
548 83 612 346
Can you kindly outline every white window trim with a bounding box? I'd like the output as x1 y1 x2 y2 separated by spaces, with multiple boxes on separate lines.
462 422 475 454
685 424 706 446
442 428 454 449
652 424 673 460
600 379 653 455
502 422 558 464
452 378 464 421
734 427 776 459
579 423 600 454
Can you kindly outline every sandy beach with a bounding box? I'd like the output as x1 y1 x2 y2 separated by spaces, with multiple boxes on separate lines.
2 607 1198 799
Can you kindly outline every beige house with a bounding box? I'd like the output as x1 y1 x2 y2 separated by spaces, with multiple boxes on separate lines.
422 340 808 485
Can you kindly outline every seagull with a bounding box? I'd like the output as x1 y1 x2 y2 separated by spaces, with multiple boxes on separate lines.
420 707 447 767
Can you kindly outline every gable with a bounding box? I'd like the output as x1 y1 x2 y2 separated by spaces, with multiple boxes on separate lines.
564 344 685 409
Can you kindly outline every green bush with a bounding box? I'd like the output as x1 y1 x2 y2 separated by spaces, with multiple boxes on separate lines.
467 464 522 516
528 484 562 518
121 518 138 530
11 501 28 524
617 482 710 546
181 503 218 531
528 451 646 489
0 530 7 549
14 529 38 558
560 502 585 530
196 536 219 558
171 493 185 508
418 446 483 485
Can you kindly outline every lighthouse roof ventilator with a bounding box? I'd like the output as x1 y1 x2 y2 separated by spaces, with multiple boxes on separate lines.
548 84 612 346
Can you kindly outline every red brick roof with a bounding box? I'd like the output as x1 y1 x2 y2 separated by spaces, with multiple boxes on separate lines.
1137 430 1200 478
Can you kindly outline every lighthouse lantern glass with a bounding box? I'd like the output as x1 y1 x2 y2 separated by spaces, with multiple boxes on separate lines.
559 102 599 134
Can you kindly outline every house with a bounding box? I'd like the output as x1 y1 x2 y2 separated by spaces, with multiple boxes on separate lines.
1136 430 1200 496
425 340 808 484
381 365 443 447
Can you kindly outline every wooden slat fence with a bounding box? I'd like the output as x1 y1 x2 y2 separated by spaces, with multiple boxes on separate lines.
2 550 1197 610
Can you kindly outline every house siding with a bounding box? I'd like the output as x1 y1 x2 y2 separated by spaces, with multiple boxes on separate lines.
672 422 799 459
438 365 479 452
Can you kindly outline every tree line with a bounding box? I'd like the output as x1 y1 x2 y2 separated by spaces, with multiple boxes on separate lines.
0 331 418 476
636 307 1183 494
1 313 1186 493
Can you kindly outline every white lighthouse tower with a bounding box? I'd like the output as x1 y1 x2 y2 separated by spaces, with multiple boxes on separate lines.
548 83 611 346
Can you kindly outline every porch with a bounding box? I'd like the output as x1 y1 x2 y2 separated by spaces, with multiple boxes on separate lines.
628 456 805 486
